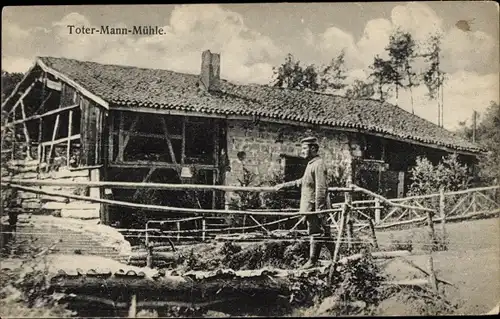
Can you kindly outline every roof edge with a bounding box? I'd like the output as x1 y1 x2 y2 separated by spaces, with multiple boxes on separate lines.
37 58 110 109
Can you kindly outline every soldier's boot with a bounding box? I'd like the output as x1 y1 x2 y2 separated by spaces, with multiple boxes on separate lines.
301 236 322 269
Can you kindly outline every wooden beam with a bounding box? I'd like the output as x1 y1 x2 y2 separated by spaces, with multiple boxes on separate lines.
117 112 125 161
109 161 216 170
19 100 32 159
160 117 178 164
111 130 182 140
34 91 53 115
181 117 186 164
37 58 109 109
47 114 60 162
40 134 80 147
9 83 35 115
132 168 157 201
116 115 138 161
66 110 73 166
3 104 79 128
108 112 114 164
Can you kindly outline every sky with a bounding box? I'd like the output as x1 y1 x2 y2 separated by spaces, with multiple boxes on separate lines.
2 2 499 130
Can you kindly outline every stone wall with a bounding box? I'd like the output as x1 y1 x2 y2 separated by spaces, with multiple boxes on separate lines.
224 120 360 205
3 160 100 219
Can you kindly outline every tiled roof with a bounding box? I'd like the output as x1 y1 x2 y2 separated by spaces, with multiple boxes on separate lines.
37 56 482 153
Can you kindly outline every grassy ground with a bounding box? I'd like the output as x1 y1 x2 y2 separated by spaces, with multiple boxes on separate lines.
376 217 500 315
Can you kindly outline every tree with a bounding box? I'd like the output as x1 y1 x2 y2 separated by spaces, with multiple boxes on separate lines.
345 80 375 100
1 70 24 103
422 33 445 127
368 56 394 102
386 29 418 111
457 101 500 184
271 53 319 91
318 49 348 93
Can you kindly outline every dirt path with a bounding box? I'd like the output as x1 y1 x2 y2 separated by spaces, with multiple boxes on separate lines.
378 217 500 315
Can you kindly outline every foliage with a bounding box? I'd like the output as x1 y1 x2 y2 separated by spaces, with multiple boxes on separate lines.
368 56 395 102
457 101 500 185
322 253 387 315
271 53 319 91
0 236 74 318
407 154 470 196
345 79 376 100
421 32 445 126
1 70 24 102
271 52 348 94
318 50 348 92
369 29 418 107
421 33 445 100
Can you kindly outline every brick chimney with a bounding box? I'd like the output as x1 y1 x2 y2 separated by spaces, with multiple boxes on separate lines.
200 50 220 91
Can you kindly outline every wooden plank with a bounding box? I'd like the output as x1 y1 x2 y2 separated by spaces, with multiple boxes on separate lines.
249 215 271 235
160 117 178 164
40 134 80 147
66 110 73 166
111 130 182 140
108 112 114 163
3 104 79 128
47 114 60 162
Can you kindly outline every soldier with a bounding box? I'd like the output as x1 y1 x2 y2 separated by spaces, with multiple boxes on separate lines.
275 136 335 269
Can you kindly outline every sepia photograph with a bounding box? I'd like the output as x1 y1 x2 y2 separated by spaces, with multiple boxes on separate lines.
1 2 499 317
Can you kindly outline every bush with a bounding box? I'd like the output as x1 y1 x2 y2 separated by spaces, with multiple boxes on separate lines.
408 154 470 196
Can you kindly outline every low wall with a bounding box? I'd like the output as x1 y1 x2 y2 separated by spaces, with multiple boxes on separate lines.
3 160 100 219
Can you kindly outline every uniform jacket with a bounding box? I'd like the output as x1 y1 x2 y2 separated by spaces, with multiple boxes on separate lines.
283 155 329 213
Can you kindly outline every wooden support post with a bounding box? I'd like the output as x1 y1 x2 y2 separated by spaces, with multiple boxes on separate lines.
328 201 347 286
160 117 178 164
146 244 153 268
38 118 43 162
48 114 60 163
374 197 381 224
439 188 446 239
472 192 477 214
345 193 353 250
176 222 181 242
20 101 32 159
181 117 186 165
108 113 115 163
66 110 73 167
426 209 437 250
427 254 439 294
117 112 125 161
128 294 137 318
368 218 379 249
202 217 206 241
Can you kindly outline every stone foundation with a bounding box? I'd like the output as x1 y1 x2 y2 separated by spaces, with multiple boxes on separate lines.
3 160 100 219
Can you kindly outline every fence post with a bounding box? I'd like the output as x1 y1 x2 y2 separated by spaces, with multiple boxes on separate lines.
374 197 381 224
427 209 437 248
176 221 180 242
345 193 353 250
427 254 439 294
439 188 446 240
202 217 206 241
368 218 379 250
472 191 477 214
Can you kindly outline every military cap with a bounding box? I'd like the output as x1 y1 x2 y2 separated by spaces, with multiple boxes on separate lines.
300 136 319 145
